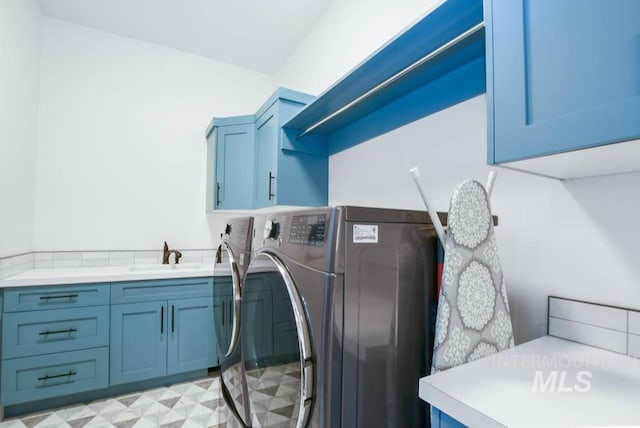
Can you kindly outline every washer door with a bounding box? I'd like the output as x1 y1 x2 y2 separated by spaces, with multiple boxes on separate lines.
214 242 242 358
214 242 252 427
242 252 313 428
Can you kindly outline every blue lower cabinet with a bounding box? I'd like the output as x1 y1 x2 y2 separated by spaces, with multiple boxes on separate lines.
110 302 168 385
271 284 297 361
431 408 467 428
241 276 273 364
111 298 215 385
1 347 109 405
3 306 109 359
0 278 216 411
212 293 232 366
167 298 216 374
4 283 110 312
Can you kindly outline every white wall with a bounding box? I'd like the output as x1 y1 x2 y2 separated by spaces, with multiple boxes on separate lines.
0 0 41 258
34 19 275 251
330 96 640 342
275 0 640 343
276 0 441 94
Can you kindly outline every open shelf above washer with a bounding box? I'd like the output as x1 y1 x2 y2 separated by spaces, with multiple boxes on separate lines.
283 0 485 155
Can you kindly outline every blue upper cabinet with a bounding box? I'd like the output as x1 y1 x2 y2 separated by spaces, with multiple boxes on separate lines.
254 89 328 208
206 116 255 210
255 104 279 208
486 0 640 176
205 88 328 210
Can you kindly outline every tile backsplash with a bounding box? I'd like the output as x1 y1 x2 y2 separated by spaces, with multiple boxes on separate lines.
548 296 640 359
0 253 35 280
0 249 217 279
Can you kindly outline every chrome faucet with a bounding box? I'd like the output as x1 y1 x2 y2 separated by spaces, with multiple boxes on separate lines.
162 241 182 264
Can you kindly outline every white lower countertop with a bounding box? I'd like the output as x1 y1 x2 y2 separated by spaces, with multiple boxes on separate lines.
419 336 640 427
0 265 214 288
0 260 278 288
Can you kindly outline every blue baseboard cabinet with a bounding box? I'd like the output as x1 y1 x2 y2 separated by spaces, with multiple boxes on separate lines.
0 278 216 415
486 0 640 166
205 88 329 211
432 408 467 428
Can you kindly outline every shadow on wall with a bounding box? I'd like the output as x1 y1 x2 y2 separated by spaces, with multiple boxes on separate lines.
561 171 640 303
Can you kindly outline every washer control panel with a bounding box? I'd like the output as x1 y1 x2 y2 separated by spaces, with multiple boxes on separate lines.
289 214 327 246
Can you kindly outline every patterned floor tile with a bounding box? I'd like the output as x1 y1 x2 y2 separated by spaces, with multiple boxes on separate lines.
0 363 304 428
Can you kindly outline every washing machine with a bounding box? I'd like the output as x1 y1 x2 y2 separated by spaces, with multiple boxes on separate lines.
214 216 254 427
241 206 438 428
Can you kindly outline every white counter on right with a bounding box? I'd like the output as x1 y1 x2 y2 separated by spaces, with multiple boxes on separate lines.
419 336 640 427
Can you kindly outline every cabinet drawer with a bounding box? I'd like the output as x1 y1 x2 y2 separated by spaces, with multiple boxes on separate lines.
1 347 109 405
3 306 109 359
4 283 110 312
111 278 213 304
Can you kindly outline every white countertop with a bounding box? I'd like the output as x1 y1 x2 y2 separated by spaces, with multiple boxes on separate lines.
0 265 215 288
0 260 278 288
419 336 640 427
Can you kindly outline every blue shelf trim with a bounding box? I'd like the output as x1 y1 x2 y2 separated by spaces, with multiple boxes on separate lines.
206 115 255 138
255 88 316 120
328 43 485 154
283 0 484 154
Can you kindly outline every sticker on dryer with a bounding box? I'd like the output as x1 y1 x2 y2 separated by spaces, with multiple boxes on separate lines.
353 224 378 243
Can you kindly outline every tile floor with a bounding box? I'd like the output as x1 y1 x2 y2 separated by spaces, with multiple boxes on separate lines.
0 362 304 428
0 376 229 428
244 362 301 428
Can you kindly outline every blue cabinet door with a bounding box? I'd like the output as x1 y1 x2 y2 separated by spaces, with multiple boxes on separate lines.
241 275 273 366
271 280 298 362
214 123 255 210
486 0 640 163
255 105 278 208
212 293 230 366
167 298 215 375
110 302 167 385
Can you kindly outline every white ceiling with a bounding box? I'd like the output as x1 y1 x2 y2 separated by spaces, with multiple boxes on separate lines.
38 0 333 75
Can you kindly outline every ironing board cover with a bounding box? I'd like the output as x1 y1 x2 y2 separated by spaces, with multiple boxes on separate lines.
431 180 514 373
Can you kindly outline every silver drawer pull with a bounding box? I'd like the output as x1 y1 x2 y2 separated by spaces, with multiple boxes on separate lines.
40 294 78 301
39 328 77 336
38 371 77 381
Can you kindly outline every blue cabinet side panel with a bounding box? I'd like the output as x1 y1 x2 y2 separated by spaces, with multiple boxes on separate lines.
327 54 486 155
110 302 168 385
489 0 640 163
277 150 328 207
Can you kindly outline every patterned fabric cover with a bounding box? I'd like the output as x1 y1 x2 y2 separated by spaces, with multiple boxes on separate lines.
431 180 514 373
